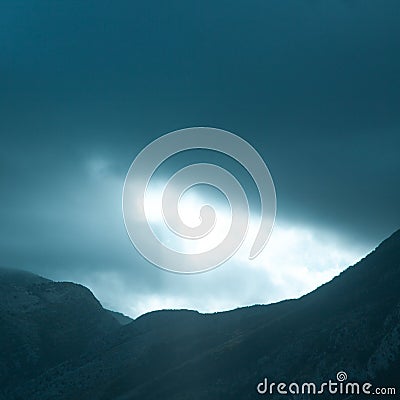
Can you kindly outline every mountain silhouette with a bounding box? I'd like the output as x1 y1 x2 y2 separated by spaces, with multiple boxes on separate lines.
1 230 399 399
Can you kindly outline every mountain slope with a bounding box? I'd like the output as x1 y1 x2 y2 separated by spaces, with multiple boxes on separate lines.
0 268 120 394
1 230 400 399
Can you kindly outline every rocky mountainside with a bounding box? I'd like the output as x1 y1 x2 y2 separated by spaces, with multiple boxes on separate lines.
1 230 400 399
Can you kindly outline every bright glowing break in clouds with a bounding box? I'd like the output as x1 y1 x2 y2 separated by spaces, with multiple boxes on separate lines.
80 179 369 318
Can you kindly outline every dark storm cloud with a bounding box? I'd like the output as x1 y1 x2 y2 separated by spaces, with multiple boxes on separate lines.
0 1 399 313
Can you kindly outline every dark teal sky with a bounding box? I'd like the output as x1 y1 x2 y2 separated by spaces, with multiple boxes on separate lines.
1 1 399 315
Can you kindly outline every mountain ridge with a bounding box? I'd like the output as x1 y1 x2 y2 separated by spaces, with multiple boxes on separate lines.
1 229 399 399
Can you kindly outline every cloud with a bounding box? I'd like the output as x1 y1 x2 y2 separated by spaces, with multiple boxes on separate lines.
75 199 370 317
1 1 399 318
0 151 383 319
